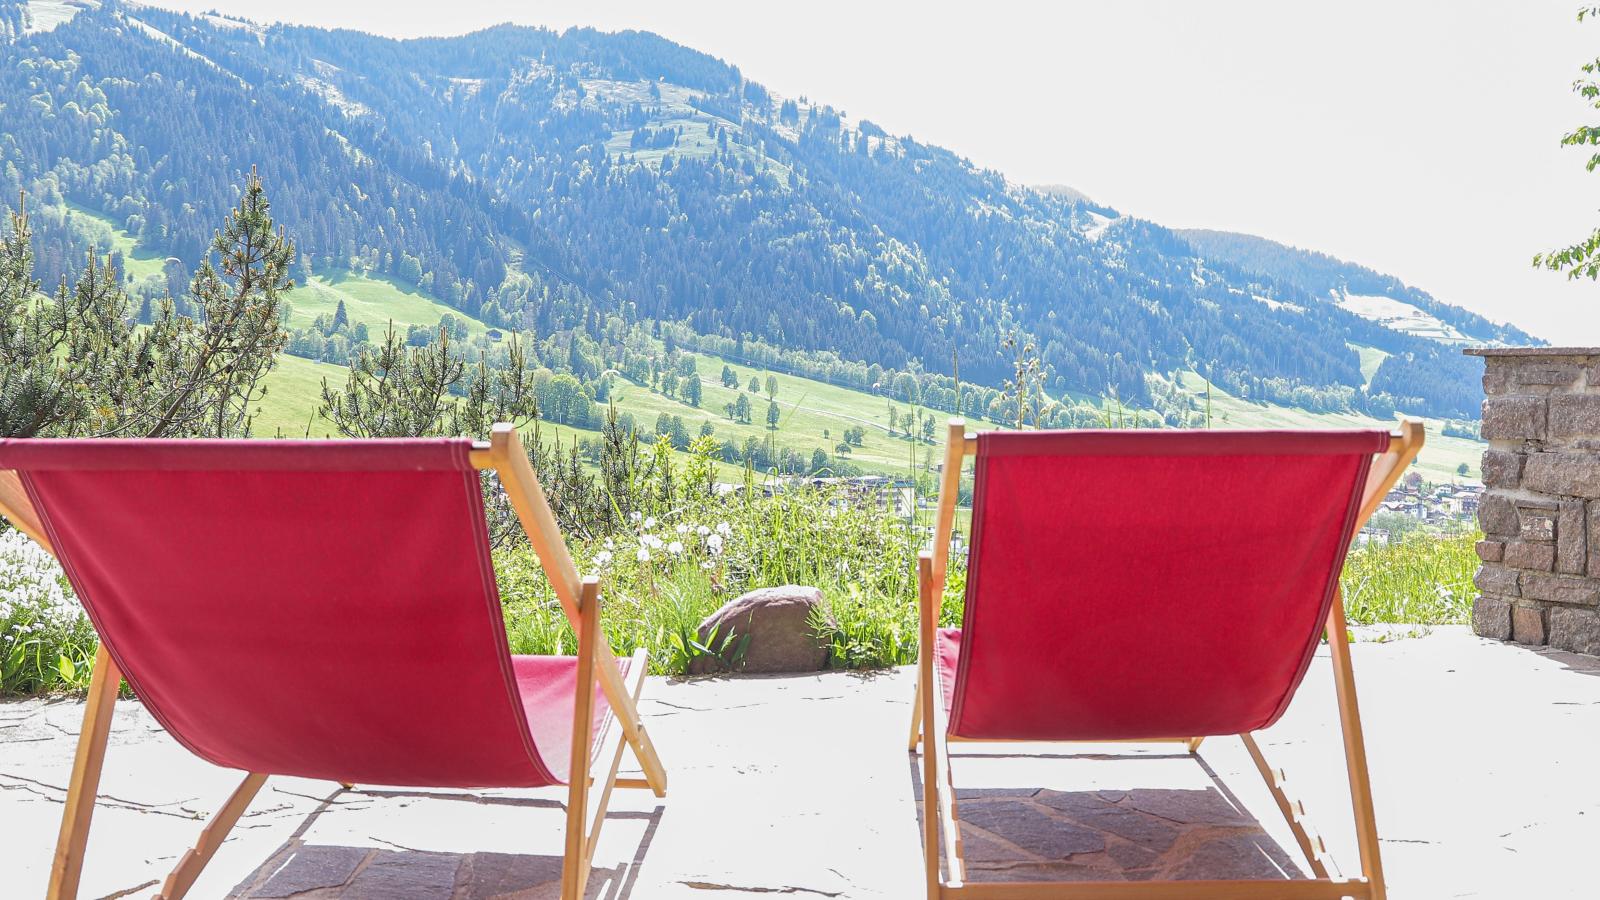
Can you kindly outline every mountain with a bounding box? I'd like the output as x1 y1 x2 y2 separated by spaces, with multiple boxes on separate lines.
1175 228 1539 421
0 0 1527 420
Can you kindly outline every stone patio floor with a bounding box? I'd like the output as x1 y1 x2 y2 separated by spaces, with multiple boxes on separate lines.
2 626 1596 898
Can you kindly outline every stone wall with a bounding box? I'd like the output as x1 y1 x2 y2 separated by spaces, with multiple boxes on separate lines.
1467 348 1600 655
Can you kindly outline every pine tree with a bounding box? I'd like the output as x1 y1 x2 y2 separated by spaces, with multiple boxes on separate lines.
0 174 293 439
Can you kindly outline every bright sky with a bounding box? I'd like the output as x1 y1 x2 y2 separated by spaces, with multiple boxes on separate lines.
146 0 1600 342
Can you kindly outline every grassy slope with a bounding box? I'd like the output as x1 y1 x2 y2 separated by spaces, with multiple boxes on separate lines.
253 354 344 437
61 201 168 282
259 348 1483 489
1173 371 1481 482
589 79 794 186
606 353 950 474
255 353 759 478
61 203 1486 481
283 270 492 337
1352 344 1390 387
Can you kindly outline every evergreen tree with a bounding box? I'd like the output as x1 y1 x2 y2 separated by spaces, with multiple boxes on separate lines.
766 399 780 429
810 447 828 472
0 174 292 439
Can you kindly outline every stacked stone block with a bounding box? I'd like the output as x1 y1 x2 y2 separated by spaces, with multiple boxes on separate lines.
1467 348 1600 655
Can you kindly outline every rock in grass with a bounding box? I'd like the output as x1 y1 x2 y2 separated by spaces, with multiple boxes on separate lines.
688 585 834 675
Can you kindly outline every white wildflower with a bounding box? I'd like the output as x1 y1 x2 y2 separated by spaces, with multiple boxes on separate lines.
643 517 657 530
667 541 684 555
594 551 613 567
676 523 690 535
707 533 724 555
696 525 711 537
715 522 732 537
636 547 651 563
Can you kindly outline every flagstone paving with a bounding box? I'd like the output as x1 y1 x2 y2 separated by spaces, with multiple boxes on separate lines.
2 626 1596 898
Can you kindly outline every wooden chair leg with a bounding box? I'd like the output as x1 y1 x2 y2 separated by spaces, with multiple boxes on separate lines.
158 772 268 900
618 701 666 799
47 645 121 900
929 669 965 887
581 649 648 876
1241 732 1337 880
909 667 924 751
561 577 601 900
1326 595 1387 900
917 553 946 899
1186 736 1205 753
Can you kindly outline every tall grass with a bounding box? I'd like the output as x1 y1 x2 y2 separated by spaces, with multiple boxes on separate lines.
1340 530 1477 626
494 474 960 674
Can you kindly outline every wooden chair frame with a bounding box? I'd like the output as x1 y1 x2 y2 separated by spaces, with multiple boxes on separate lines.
1 423 667 900
909 418 1423 900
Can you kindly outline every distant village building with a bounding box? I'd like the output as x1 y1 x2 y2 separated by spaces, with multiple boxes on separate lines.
1356 528 1391 548
1379 480 1483 527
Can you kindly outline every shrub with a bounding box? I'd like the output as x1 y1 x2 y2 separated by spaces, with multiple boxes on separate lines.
495 460 962 674
0 529 96 694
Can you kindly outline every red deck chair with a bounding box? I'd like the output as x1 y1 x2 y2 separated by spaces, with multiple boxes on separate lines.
909 419 1423 900
0 424 667 900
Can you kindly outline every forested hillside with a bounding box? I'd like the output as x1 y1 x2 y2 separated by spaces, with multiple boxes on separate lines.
0 0 1525 419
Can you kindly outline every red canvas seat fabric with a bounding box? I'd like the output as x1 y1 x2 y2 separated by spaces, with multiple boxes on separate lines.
944 429 1387 742
0 438 605 788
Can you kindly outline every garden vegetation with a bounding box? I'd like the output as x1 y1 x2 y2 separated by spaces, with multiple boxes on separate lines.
0 175 1483 696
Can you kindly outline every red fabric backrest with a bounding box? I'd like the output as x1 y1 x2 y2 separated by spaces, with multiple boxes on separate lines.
0 439 558 788
948 429 1386 741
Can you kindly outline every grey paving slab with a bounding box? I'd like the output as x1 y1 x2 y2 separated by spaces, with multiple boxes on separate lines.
0 627 1595 898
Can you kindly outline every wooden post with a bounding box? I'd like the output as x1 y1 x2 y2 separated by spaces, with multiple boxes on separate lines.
158 772 268 899
585 647 649 862
1240 732 1336 880
931 419 970 587
561 576 601 900
908 666 924 751
47 645 121 900
1325 594 1386 900
917 553 943 899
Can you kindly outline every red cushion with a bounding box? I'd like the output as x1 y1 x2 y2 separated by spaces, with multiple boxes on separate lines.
945 429 1384 741
0 438 585 788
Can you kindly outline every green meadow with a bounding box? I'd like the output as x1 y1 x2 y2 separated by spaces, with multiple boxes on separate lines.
282 270 493 337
